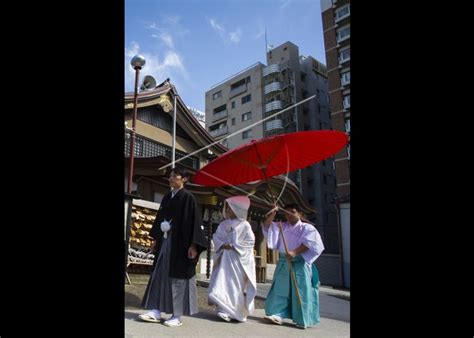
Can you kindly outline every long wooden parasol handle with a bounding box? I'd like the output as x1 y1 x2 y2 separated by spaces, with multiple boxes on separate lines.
253 143 303 306
278 221 303 306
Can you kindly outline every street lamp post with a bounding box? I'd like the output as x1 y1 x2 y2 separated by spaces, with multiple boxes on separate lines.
127 55 146 193
172 92 177 169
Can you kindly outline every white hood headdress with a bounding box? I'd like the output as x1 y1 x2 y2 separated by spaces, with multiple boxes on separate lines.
224 195 250 220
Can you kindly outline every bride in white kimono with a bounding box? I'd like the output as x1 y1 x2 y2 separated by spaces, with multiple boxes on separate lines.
208 195 257 322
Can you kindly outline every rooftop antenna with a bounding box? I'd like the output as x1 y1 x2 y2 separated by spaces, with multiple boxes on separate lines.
265 28 268 53
265 28 273 62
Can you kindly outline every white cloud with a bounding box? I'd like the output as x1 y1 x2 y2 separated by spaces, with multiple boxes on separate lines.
254 20 265 40
162 51 184 72
125 15 194 92
229 28 242 43
254 29 265 40
209 18 225 38
148 16 188 41
163 15 180 25
125 42 190 93
159 32 174 48
126 41 140 58
209 18 242 44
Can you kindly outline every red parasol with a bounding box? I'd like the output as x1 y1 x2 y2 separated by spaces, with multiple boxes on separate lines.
193 130 348 187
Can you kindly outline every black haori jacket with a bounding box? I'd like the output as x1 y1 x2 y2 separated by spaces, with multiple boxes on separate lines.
150 188 207 279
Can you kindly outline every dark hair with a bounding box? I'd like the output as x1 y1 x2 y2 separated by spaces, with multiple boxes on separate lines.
283 203 303 213
169 166 189 179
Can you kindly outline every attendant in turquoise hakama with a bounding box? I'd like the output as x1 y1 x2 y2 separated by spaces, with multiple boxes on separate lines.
261 204 325 329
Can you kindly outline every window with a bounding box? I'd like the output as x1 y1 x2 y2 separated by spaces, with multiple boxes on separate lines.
344 119 350 133
242 129 252 139
335 4 350 22
212 91 222 100
323 176 327 185
316 89 320 98
336 25 350 42
343 95 351 109
242 111 252 122
231 101 235 109
339 48 350 63
231 118 236 126
322 160 326 167
341 71 350 86
242 94 251 104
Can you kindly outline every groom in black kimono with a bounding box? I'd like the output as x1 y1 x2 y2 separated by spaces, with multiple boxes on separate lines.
139 166 207 327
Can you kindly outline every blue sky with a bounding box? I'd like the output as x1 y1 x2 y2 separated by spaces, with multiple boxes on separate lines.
125 0 326 113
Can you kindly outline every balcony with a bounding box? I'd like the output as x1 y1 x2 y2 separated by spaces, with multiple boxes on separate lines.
210 126 228 138
229 84 247 98
264 82 282 95
265 119 283 132
263 64 281 77
265 100 283 113
212 109 228 122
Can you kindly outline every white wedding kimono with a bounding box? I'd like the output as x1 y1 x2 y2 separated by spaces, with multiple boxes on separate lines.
208 212 257 322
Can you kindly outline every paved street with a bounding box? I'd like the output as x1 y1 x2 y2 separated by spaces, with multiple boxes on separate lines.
125 274 350 337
